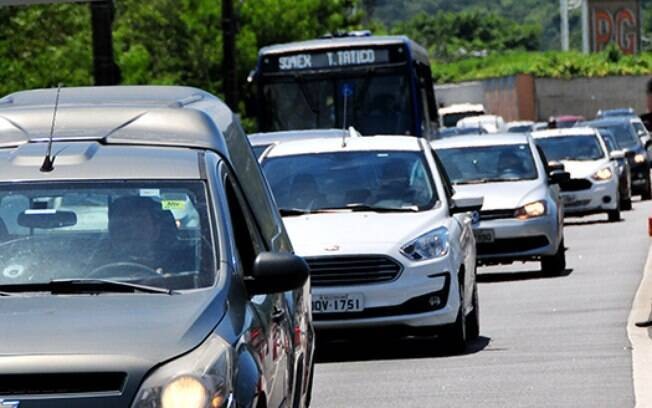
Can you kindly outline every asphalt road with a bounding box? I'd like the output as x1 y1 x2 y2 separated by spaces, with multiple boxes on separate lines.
312 200 652 408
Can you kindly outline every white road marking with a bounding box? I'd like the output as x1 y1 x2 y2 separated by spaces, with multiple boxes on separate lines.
628 242 652 407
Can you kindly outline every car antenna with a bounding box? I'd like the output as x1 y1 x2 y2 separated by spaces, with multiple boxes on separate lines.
341 83 353 147
40 83 63 172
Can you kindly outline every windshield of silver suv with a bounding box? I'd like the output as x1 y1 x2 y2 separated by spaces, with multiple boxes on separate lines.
536 135 605 162
262 151 438 213
437 144 538 184
0 180 215 291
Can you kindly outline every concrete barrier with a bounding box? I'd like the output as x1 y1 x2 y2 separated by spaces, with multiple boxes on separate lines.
436 74 651 122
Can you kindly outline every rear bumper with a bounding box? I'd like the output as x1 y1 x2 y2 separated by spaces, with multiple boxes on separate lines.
474 214 560 264
561 178 618 214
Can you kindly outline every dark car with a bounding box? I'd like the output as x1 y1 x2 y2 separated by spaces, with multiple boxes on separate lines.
0 86 315 408
584 118 652 200
598 128 633 210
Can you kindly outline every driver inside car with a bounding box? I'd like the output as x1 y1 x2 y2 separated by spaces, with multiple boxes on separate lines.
90 196 179 277
497 151 525 177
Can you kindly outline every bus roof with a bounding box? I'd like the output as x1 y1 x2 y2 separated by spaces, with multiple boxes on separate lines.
258 35 430 65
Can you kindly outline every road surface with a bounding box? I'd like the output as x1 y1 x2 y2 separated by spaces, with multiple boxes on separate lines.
312 200 652 407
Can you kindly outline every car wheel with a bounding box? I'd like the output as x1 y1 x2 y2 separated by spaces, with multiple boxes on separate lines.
642 176 652 201
608 208 621 222
541 239 566 276
440 288 467 354
304 360 314 408
621 197 632 211
465 283 480 341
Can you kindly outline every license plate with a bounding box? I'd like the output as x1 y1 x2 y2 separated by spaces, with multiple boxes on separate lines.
473 228 495 243
312 294 364 314
561 194 577 205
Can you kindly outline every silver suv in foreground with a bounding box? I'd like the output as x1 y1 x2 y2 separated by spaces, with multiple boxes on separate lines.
433 134 567 275
0 86 314 408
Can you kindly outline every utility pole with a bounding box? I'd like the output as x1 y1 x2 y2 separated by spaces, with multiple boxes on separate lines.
222 0 237 109
90 0 121 85
560 0 570 51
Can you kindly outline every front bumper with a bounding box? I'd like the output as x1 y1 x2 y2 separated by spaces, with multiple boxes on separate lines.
561 178 619 215
474 214 559 264
630 162 650 194
312 254 460 330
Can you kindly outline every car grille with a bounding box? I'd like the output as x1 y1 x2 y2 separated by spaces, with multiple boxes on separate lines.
0 373 127 395
315 274 450 320
480 209 515 221
477 236 550 256
306 255 402 287
560 178 592 192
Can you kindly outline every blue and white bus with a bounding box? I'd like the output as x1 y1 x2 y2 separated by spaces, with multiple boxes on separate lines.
249 34 439 138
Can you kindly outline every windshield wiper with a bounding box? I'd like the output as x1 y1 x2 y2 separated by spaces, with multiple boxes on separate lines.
0 279 176 295
279 208 314 216
322 204 419 213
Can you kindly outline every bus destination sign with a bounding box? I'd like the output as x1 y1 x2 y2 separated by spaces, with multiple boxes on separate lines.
266 48 392 72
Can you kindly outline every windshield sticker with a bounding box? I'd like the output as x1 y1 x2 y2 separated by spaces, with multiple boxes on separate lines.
162 200 186 210
139 189 160 197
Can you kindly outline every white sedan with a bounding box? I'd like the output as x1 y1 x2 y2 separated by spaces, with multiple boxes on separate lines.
533 127 621 222
260 135 483 352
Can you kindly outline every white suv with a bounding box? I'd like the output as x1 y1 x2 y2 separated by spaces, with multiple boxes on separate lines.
260 135 483 351
533 128 621 222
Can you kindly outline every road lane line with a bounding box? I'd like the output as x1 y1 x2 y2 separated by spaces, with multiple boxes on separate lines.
628 242 652 407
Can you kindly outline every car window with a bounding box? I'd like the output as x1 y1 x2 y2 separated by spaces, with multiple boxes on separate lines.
536 135 605 161
436 144 538 184
262 150 438 212
633 122 648 138
0 181 216 290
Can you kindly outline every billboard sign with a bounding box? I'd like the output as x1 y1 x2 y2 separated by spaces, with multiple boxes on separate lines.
588 0 641 54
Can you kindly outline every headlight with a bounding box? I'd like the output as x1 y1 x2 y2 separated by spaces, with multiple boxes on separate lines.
514 200 546 220
592 167 613 181
400 227 449 261
132 334 233 408
634 153 646 164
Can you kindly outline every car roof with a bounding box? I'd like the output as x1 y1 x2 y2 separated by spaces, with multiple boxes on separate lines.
264 135 422 158
0 143 202 181
258 35 429 64
531 127 597 138
553 115 584 121
0 86 235 153
584 117 633 127
248 129 352 146
439 103 485 115
432 133 530 149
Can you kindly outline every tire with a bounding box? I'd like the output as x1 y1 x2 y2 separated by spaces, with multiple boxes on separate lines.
440 280 467 354
642 176 652 201
541 239 566 276
304 361 314 408
465 284 480 341
608 209 621 222
621 197 632 211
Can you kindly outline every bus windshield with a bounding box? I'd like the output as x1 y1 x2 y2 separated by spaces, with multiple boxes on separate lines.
260 72 413 135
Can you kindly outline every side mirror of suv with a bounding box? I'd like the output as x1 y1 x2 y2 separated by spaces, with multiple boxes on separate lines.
623 149 637 159
549 170 571 185
247 252 309 295
609 150 626 161
547 161 565 172
450 196 483 214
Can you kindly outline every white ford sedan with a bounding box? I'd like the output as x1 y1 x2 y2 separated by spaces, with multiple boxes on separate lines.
261 135 483 351
533 128 621 222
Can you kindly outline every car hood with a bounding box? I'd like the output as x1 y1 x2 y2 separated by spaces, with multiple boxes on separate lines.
283 210 445 256
0 289 223 362
453 180 544 210
560 160 607 179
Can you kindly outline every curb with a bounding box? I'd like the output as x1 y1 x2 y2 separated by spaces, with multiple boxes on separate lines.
628 242 652 407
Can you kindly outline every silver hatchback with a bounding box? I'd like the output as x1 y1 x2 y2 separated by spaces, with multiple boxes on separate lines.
433 134 567 275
